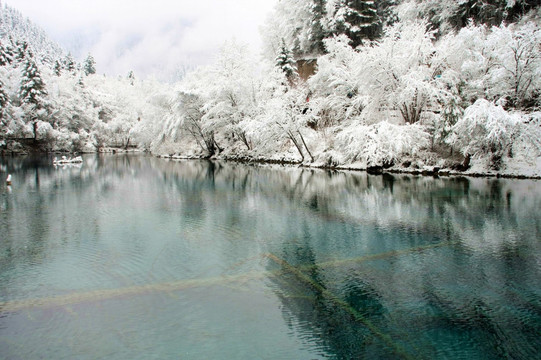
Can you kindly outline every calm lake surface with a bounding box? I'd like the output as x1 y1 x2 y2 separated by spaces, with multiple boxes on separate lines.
0 154 540 359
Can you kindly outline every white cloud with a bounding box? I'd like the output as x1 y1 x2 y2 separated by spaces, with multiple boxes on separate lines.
9 0 278 80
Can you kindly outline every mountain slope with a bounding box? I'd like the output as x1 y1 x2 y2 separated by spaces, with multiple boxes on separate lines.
0 1 64 63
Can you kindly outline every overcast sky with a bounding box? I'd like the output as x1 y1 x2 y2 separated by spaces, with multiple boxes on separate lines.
9 0 278 81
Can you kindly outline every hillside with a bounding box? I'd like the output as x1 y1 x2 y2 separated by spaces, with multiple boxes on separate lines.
0 2 170 154
0 1 64 64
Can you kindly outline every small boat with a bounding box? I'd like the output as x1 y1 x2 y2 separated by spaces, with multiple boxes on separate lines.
53 156 83 164
6 174 11 185
53 156 83 165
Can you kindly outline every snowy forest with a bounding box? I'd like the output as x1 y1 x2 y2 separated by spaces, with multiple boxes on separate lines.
1 0 541 176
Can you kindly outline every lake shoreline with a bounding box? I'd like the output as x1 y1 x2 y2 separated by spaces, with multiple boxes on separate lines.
157 153 541 181
3 148 540 180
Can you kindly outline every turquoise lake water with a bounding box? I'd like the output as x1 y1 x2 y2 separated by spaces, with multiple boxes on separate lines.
0 154 540 359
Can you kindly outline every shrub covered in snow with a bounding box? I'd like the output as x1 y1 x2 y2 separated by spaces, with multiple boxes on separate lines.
337 121 431 166
447 99 541 169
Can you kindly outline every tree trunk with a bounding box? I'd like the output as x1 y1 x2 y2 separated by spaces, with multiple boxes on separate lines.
33 120 38 140
236 129 251 150
214 139 223 154
287 130 304 162
298 130 314 163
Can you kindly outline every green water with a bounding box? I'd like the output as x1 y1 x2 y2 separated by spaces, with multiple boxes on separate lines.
0 154 540 359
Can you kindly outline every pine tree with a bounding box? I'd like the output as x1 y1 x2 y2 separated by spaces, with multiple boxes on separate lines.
330 0 380 48
309 0 328 55
64 53 76 74
77 76 85 88
276 40 298 81
83 54 96 75
128 70 135 85
0 44 9 66
54 60 62 76
0 79 8 121
419 0 541 34
376 0 398 28
4 36 16 63
19 58 48 139
15 40 29 62
19 58 47 109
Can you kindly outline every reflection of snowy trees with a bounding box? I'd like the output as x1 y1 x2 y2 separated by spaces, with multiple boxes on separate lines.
151 159 541 359
151 159 541 259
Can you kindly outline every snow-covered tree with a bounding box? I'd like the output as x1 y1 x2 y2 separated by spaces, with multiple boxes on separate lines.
64 53 76 74
83 54 96 76
308 35 368 127
128 70 135 85
19 58 47 108
14 40 29 62
396 0 541 36
275 40 298 82
446 99 541 169
0 2 172 152
1 3 64 62
441 21 541 109
308 0 328 54
337 121 430 166
2 37 16 64
376 0 399 27
451 0 540 29
18 57 48 138
0 43 9 66
0 79 8 120
165 92 221 156
254 84 316 162
360 21 445 124
485 22 541 108
1 0 540 176
53 60 62 76
327 0 381 47
261 0 316 59
177 40 260 151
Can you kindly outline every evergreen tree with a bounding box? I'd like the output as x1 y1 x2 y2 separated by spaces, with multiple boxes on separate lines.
19 58 48 139
0 44 9 66
451 0 540 29
15 40 29 62
276 40 298 81
4 36 16 63
64 53 76 74
448 0 505 29
330 0 380 48
376 0 398 28
0 79 8 121
309 0 328 55
415 0 541 34
19 58 47 109
83 53 96 75
128 70 135 85
54 60 62 76
77 76 85 88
